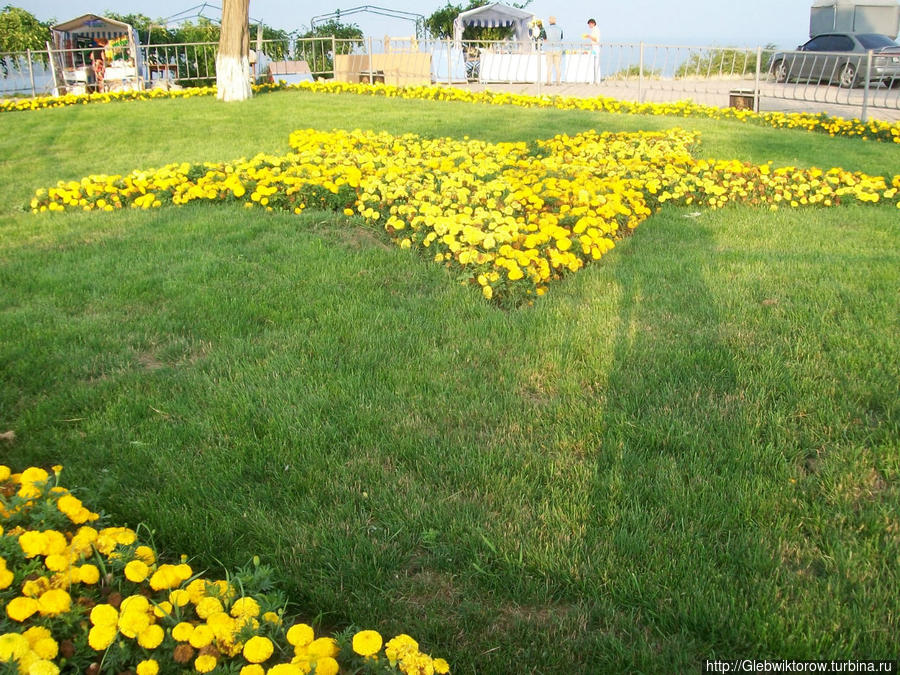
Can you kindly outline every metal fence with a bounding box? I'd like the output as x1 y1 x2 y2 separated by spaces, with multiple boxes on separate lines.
2 38 898 120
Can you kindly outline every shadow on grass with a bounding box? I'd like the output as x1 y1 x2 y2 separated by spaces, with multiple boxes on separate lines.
581 211 781 670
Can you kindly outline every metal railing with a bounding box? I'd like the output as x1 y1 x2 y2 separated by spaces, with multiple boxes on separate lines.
2 38 897 120
1 51 54 97
759 46 900 119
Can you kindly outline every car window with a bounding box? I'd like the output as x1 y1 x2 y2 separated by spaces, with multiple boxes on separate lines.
857 33 898 50
830 36 855 51
803 36 828 51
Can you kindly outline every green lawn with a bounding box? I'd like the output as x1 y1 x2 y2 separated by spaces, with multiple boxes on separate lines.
1 90 898 674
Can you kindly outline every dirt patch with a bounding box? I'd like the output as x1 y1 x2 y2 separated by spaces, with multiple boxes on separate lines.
319 223 391 251
137 352 165 371
398 567 463 611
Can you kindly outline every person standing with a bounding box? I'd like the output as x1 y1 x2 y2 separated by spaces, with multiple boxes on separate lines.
582 18 601 82
544 16 564 85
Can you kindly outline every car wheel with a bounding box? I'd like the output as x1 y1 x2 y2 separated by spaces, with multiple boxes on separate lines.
773 60 788 83
838 62 857 88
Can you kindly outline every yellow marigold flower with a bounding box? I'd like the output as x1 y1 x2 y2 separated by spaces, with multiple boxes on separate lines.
24 631 57 661
43 553 69 573
162 592 188 615
240 665 265 675
174 563 193 581
90 604 119 627
7 596 40 622
207 610 237 638
136 659 160 675
230 597 260 619
0 566 13 590
267 665 306 675
315 657 339 675
134 546 156 565
120 594 151 615
188 624 214 649
352 630 383 657
194 653 217 673
138 624 165 649
172 622 195 642
124 559 150 583
56 494 87 520
434 657 450 674
243 635 275 663
118 609 151 639
307 637 338 659
76 564 100 585
88 624 117 651
0 465 10 482
149 564 183 591
186 578 208 603
19 466 49 488
262 611 281 625
69 527 98 556
99 526 137 548
153 600 174 619
0 632 30 661
195 596 224 619
286 623 314 648
208 579 234 599
27 659 60 675
37 589 71 616
42 531 67 556
385 634 419 664
18 531 47 558
22 626 51 645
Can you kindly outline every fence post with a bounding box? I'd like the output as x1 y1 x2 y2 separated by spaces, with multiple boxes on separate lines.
46 41 59 96
27 48 36 97
537 42 542 97
447 38 452 86
861 50 872 123
331 36 337 79
638 42 644 103
367 36 374 84
754 46 762 112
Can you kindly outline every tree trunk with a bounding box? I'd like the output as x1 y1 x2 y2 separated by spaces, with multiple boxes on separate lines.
216 0 252 102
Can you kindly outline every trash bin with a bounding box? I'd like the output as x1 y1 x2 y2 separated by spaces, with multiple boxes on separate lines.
358 70 385 84
729 89 757 111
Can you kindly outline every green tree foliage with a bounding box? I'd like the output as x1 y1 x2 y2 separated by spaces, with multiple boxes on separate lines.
104 12 289 86
300 19 364 41
0 5 51 52
103 13 175 45
298 20 364 76
0 5 52 76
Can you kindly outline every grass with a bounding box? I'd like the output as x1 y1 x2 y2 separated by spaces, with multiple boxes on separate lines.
1 89 899 673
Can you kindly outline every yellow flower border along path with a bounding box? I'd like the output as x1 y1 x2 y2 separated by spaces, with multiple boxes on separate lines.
0 465 451 675
2 80 899 144
29 127 900 306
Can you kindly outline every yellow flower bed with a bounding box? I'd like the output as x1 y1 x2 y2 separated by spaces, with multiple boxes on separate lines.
29 127 900 305
2 79 899 144
0 465 450 675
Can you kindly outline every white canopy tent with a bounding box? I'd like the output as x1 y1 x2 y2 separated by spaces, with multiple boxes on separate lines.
452 3 535 47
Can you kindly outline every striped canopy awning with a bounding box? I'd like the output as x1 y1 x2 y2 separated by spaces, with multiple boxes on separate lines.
452 3 535 45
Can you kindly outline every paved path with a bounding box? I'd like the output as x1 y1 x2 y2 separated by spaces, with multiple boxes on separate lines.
448 79 900 123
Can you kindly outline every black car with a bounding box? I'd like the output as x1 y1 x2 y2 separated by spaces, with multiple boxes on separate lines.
771 32 900 87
